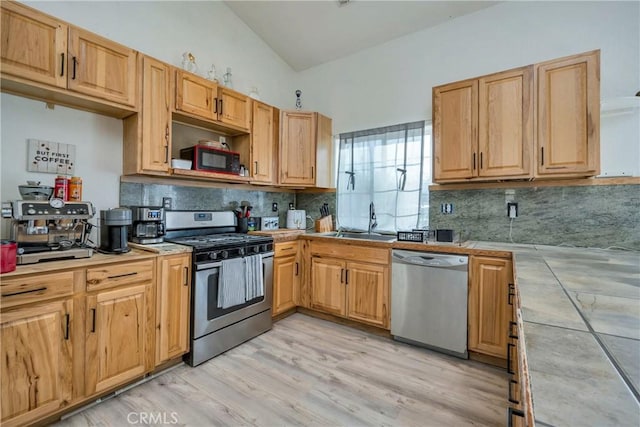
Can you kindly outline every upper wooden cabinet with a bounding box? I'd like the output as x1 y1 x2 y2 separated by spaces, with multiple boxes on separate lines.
250 100 277 184
67 27 137 107
175 70 250 132
536 50 600 177
280 111 334 188
0 0 68 88
433 50 600 184
123 55 171 175
1 1 138 115
468 255 512 359
433 66 533 182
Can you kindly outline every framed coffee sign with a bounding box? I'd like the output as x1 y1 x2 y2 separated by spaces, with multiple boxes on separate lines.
27 139 76 174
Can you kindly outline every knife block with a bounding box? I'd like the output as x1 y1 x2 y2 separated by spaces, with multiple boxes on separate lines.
314 215 333 233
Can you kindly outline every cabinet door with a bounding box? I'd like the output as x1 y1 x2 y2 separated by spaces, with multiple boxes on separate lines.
433 79 478 181
67 27 137 107
310 257 345 316
537 50 600 176
1 299 72 426
217 87 250 130
85 283 151 395
156 255 190 365
141 56 171 173
0 1 67 88
280 111 316 185
273 254 299 316
314 113 334 189
346 261 389 329
251 100 275 183
469 256 512 358
175 70 216 120
478 66 533 178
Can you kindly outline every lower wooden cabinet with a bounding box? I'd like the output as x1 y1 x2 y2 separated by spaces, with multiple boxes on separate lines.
272 242 300 316
309 242 390 329
0 299 73 427
468 255 512 358
85 281 153 395
155 254 191 365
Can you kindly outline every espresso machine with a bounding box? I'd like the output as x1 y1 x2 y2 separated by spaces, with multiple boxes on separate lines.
1 200 95 264
128 206 165 244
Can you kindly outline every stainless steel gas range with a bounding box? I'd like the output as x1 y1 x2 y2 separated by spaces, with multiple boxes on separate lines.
164 210 274 366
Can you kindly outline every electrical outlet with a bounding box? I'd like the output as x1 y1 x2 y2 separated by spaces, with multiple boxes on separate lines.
272 202 278 212
508 202 518 218
440 203 454 214
162 197 172 210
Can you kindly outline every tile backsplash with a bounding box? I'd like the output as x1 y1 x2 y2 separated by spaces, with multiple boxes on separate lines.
429 184 640 250
120 182 295 226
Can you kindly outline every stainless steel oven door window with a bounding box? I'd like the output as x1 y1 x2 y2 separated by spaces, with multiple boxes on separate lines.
193 253 273 339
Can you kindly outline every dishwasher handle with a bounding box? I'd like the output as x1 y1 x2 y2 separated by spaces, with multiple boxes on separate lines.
392 251 468 268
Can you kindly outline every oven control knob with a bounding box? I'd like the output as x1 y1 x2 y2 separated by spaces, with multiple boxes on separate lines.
208 252 218 260
221 250 229 259
262 244 269 252
238 248 245 256
252 246 260 254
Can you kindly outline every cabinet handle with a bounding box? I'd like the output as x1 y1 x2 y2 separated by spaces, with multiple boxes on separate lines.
507 407 525 427
507 343 516 375
508 283 515 306
509 321 519 339
219 99 223 116
164 145 169 164
295 262 299 276
60 53 65 77
311 166 315 179
183 266 189 286
2 286 47 297
340 268 344 284
72 56 77 80
345 269 349 285
64 313 70 340
213 97 218 114
473 153 476 170
254 161 259 175
541 147 544 166
508 379 520 405
480 152 483 169
107 272 137 279
90 308 96 333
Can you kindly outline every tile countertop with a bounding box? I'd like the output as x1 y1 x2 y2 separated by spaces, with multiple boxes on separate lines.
473 242 640 427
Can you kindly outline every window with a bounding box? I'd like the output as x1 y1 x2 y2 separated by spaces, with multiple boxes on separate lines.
337 121 431 233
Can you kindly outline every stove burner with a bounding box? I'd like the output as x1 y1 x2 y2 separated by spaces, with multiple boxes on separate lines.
165 233 274 264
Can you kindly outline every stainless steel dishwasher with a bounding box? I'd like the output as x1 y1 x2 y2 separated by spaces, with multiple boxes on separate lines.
391 250 469 359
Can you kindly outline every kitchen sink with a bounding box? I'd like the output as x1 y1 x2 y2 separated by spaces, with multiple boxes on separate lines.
319 231 397 242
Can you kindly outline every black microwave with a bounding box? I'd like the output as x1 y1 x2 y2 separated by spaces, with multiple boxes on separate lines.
180 145 241 175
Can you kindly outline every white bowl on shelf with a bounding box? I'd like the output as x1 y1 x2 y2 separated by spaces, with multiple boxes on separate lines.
171 159 192 170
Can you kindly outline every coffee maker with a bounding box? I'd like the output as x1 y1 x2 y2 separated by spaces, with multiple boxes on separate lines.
1 200 95 264
100 208 132 254
128 206 165 244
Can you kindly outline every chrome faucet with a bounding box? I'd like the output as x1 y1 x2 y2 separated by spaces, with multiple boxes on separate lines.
368 202 377 235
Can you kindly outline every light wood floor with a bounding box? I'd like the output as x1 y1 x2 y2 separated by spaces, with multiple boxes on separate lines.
56 314 508 426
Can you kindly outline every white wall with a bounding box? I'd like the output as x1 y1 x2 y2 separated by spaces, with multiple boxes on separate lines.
0 93 122 238
297 1 640 177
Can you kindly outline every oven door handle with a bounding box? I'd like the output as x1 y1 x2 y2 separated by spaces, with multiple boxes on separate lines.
196 261 223 270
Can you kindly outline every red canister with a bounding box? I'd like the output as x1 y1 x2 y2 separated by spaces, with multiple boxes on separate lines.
54 176 69 201
1 240 17 273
